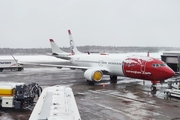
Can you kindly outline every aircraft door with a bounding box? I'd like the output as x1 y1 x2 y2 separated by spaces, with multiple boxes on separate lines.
98 60 104 67
140 61 146 73
140 61 147 78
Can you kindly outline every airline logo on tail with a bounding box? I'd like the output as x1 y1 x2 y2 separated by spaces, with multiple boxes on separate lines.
68 29 82 55
70 40 75 55
68 30 76 55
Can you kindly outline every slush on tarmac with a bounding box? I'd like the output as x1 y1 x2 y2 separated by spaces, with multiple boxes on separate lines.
0 66 180 120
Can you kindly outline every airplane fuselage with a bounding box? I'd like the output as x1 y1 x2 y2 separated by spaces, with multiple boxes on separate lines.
46 30 175 94
70 54 174 82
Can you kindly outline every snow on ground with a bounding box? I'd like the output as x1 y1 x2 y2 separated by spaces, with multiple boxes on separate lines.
125 52 163 59
0 52 163 63
0 55 67 62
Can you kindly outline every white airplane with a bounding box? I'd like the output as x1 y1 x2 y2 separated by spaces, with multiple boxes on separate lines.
34 30 175 94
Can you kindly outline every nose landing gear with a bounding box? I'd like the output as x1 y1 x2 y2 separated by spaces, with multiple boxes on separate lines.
151 83 157 95
150 80 159 95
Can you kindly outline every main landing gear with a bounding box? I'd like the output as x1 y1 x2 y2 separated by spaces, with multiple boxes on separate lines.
110 75 117 83
86 80 95 85
150 80 159 95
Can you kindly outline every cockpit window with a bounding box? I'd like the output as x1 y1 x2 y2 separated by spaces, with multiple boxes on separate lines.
159 64 167 66
152 64 159 67
152 63 167 68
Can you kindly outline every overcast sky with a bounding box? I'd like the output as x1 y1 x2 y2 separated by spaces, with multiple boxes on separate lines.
0 0 180 48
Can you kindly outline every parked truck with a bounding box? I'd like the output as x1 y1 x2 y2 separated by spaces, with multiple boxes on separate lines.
0 59 24 72
0 82 42 109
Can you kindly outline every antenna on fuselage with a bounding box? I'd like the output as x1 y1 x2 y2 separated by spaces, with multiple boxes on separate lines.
147 51 150 57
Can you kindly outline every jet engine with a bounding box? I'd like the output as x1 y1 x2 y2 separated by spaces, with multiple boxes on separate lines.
84 69 103 82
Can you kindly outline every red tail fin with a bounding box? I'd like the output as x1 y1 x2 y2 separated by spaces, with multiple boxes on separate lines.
49 39 54 42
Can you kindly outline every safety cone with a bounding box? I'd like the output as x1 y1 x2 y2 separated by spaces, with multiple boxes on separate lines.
103 83 106 88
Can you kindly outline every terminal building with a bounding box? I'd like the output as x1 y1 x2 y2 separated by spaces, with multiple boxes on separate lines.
161 51 180 73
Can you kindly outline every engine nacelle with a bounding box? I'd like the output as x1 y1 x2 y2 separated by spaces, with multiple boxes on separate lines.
84 69 103 82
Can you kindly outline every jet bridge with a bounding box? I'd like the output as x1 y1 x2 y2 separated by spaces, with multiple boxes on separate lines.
161 51 180 73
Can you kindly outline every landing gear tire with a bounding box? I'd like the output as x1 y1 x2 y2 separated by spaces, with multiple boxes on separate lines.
87 80 95 85
151 86 157 91
110 75 117 83
18 68 22 71
167 92 171 97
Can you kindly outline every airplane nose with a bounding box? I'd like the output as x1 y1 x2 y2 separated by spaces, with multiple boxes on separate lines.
164 68 175 79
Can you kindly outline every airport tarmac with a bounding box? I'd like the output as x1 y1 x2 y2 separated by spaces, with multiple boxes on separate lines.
0 66 180 120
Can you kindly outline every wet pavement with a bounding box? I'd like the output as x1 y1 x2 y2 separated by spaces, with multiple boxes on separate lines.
0 66 180 120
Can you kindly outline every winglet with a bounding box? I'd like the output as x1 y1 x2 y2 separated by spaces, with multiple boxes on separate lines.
11 53 18 64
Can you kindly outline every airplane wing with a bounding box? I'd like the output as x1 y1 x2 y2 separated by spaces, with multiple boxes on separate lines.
34 63 88 70
22 62 110 74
